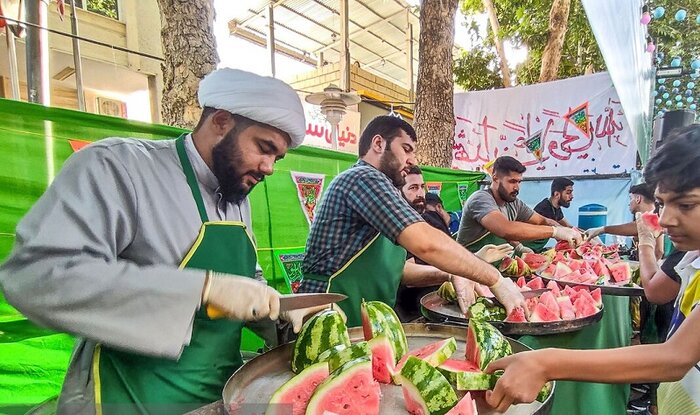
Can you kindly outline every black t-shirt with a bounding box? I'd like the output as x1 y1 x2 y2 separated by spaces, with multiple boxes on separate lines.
660 249 686 284
534 198 564 221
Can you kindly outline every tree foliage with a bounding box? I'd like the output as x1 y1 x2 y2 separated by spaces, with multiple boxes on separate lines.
454 0 605 89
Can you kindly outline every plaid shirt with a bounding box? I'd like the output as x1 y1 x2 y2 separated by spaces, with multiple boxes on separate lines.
299 160 423 293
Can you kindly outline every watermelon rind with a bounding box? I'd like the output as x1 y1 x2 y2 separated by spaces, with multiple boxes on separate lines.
393 337 457 385
466 319 512 371
361 300 408 362
305 356 380 415
292 309 351 374
325 341 370 373
312 343 347 365
437 361 497 391
398 356 458 415
445 391 478 415
266 361 329 415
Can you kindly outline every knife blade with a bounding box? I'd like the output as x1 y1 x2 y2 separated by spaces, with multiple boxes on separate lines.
280 293 347 312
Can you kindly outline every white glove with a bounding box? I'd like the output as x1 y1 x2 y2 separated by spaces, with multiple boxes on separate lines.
280 304 347 333
553 226 583 246
513 243 534 255
203 272 280 321
452 276 477 316
635 212 660 248
584 226 605 241
490 276 527 316
475 243 515 263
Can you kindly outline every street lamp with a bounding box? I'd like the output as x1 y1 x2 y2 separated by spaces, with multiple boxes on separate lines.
305 84 361 150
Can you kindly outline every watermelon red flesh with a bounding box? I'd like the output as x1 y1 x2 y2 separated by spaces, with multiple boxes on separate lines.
553 262 573 279
556 296 576 320
466 320 512 370
545 280 561 297
574 296 598 318
305 358 380 415
368 335 395 383
522 252 549 271
526 276 544 290
361 300 408 363
590 288 602 308
266 362 330 415
515 256 531 276
642 212 663 233
538 291 560 316
530 302 561 322
608 262 632 284
394 337 457 383
516 276 527 288
505 307 527 322
445 392 478 415
541 264 557 278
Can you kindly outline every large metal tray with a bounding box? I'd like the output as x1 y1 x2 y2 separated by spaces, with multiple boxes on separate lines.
223 323 554 415
538 275 644 297
421 292 604 336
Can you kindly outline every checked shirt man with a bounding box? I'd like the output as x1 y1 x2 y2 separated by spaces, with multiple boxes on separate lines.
298 116 526 327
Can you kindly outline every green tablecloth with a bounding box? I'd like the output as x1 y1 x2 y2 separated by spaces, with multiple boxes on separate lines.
519 295 632 414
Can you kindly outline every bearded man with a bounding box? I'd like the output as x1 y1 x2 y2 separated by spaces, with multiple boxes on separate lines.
299 117 527 326
457 156 582 255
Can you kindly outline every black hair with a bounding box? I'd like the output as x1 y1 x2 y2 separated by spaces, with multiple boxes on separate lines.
493 156 526 176
551 177 574 195
193 107 218 132
406 165 422 176
629 183 655 202
358 116 417 157
193 107 270 135
425 192 444 207
644 124 700 193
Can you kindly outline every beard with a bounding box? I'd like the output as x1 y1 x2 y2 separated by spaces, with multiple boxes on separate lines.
378 149 406 188
410 197 426 214
560 199 571 208
211 128 263 204
497 182 518 202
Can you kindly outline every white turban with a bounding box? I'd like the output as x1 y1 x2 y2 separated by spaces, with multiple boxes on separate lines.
198 68 306 148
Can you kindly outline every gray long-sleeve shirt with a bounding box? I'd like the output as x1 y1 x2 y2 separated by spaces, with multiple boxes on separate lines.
0 134 256 412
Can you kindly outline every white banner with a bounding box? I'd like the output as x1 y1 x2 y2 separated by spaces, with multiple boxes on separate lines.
302 102 361 154
452 72 637 177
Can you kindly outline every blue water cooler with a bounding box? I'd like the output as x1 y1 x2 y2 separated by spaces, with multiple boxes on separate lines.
578 204 608 230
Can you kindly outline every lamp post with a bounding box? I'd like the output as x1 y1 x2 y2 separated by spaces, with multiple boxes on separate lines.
305 84 361 150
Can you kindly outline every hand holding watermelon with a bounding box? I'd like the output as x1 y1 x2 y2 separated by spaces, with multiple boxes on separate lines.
484 350 549 412
636 212 662 248
452 276 477 316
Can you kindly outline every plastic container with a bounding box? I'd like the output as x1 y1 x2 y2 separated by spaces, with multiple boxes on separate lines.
578 203 608 230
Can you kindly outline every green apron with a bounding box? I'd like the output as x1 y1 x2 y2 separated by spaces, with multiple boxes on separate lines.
93 135 257 415
305 233 406 327
464 231 509 254
522 238 549 253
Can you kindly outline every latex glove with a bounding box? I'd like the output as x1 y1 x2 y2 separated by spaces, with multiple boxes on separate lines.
485 350 548 412
452 276 477 316
513 243 534 255
553 226 583 246
280 304 347 333
584 226 605 241
635 212 661 248
203 272 280 321
475 243 515 263
489 276 527 316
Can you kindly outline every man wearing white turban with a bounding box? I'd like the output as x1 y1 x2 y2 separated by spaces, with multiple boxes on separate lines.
0 68 309 414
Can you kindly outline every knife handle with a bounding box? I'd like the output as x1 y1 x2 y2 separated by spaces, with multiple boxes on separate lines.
206 305 225 319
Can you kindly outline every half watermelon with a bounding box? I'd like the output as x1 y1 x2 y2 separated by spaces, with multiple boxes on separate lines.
305 357 380 415
266 361 329 415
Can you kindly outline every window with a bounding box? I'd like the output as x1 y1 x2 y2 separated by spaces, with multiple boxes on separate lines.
70 0 119 20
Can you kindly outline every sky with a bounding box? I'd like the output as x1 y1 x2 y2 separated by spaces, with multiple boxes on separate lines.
212 1 528 84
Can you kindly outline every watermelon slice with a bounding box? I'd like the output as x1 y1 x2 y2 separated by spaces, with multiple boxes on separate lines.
466 319 512 370
306 357 380 415
608 262 632 284
641 212 663 234
438 359 495 391
394 337 457 384
538 291 560 316
324 341 370 373
526 276 544 290
563 285 577 298
553 262 573 279
446 392 478 415
266 362 330 415
516 276 527 288
556 295 576 320
292 309 350 374
522 252 550 272
361 300 408 363
541 263 557 278
545 280 561 297
530 302 561 322
499 256 519 276
590 288 602 308
368 335 395 383
573 295 599 318
399 356 459 415
515 256 532 276
505 306 527 322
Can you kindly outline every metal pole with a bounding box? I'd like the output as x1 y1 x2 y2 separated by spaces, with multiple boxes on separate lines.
69 0 86 110
405 9 414 100
5 26 21 100
339 0 350 91
267 4 276 78
25 0 50 105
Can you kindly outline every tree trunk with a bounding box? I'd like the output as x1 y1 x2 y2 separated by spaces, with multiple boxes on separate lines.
157 0 218 129
539 0 571 82
483 0 512 87
414 0 459 168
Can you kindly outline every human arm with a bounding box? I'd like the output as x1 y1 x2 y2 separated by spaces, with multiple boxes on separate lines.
485 305 700 411
402 260 451 288
559 217 573 228
586 221 638 240
527 211 559 227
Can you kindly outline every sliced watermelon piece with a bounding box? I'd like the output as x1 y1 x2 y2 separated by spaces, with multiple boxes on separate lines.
516 276 527 288
573 296 598 318
515 256 532 276
545 280 561 297
267 362 330 415
538 291 560 316
590 288 602 308
399 356 458 415
438 359 495 391
446 392 478 415
608 262 632 284
499 256 519 276
522 252 550 272
306 357 380 415
466 319 512 370
505 306 527 323
553 262 573 279
530 302 561 322
361 300 408 363
368 335 395 384
324 341 370 373
563 285 577 297
292 309 350 374
556 295 576 320
641 212 663 233
525 296 539 315
394 337 457 384
540 263 557 278
526 276 544 290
